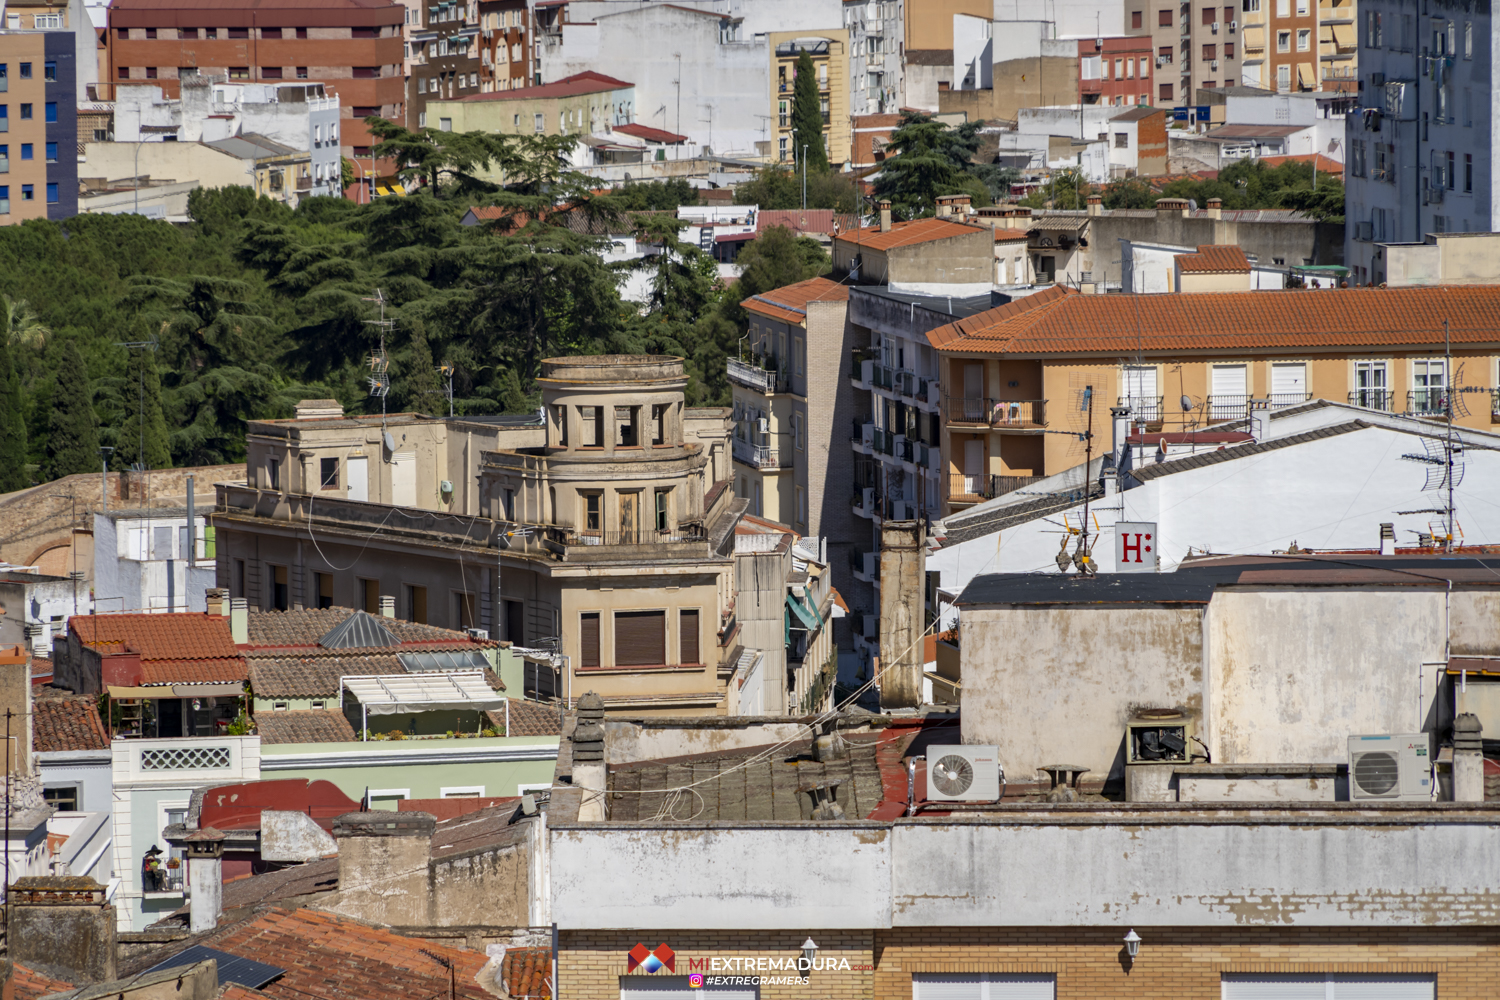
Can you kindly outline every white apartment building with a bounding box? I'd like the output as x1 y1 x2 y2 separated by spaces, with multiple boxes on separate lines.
844 0 903 116
1343 0 1495 284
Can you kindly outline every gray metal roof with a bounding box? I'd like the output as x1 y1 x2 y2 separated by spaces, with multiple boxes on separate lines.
202 132 300 160
1129 421 1369 482
317 610 399 649
398 648 490 671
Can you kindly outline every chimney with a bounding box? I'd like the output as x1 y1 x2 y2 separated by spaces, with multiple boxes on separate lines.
1453 713 1484 801
230 597 248 643
185 828 226 934
878 518 926 709
935 197 952 219
330 811 437 925
379 595 396 618
1248 399 1270 440
1379 522 1396 556
206 588 230 617
877 200 892 233
8 876 118 984
1155 197 1189 219
1101 466 1119 497
571 692 607 821
1110 405 1133 467
1086 194 1103 216
1205 197 1223 220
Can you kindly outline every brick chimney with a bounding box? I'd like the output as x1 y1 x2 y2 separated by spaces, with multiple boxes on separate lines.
1086 194 1103 217
1205 196 1223 220
877 200 892 233
1154 197 1190 219
185 828 226 934
329 811 436 926
8 876 118 984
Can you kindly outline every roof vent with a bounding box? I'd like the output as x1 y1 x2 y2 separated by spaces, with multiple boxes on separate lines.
317 610 399 649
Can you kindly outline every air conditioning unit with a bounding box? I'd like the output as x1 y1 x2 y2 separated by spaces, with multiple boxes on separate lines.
1229 19 1237 30
1371 71 1385 88
924 745 1003 802
1156 55 1168 67
757 417 769 434
1211 59 1220 70
1348 734 1431 801
1126 710 1195 763
1211 20 1220 32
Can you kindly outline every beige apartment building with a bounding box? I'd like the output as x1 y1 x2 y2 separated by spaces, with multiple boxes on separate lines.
769 30 851 166
1125 0 1243 104
927 281 1500 509
214 360 747 716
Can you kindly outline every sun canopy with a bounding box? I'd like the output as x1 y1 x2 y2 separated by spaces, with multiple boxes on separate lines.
107 683 245 699
341 670 503 715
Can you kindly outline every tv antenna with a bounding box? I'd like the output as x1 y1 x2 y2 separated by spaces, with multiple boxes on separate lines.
1398 319 1461 549
362 289 394 425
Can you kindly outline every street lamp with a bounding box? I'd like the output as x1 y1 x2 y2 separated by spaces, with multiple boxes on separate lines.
1123 928 1141 961
800 938 818 970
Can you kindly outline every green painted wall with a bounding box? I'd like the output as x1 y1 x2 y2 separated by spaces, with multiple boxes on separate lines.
259 736 559 805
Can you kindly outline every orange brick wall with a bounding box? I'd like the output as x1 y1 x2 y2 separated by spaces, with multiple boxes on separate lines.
563 926 1500 999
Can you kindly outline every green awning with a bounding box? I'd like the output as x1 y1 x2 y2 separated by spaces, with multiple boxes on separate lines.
786 593 822 634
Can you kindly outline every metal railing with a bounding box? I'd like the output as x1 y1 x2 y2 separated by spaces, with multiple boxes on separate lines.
872 428 894 456
1207 394 1250 422
943 395 1047 428
1406 388 1449 417
728 356 789 394
1348 389 1395 411
1269 392 1314 409
944 473 1044 502
544 524 708 548
732 437 781 470
1117 395 1163 423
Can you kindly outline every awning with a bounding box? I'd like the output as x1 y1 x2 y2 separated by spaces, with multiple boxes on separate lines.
1330 23 1355 48
107 683 245 699
785 592 823 635
342 670 504 715
1241 23 1265 45
1447 657 1500 677
1297 62 1314 86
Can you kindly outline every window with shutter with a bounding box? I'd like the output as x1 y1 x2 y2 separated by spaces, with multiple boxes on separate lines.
680 609 700 665
580 613 600 668
615 610 666 666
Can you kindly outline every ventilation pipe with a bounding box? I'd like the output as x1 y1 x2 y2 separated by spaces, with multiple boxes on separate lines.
230 598 248 644
878 200 892 233
1379 523 1396 555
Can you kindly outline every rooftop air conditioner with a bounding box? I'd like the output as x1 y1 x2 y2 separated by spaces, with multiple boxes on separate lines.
924 745 1003 802
1126 709 1195 763
1348 734 1431 800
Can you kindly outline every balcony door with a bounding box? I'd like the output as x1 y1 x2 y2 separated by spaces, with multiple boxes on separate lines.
347 456 368 502
963 439 985 496
1354 360 1388 409
619 490 640 543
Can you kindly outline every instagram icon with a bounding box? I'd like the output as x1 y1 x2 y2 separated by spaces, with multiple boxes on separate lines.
688 974 705 988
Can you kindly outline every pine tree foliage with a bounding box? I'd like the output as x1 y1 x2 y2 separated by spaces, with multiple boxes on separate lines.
45 340 100 481
0 335 28 492
790 50 829 173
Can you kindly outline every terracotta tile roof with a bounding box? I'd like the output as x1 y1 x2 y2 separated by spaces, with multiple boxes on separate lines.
248 655 400 697
31 692 109 752
927 284 1500 356
140 658 248 685
460 70 631 102
69 613 246 686
11 965 73 1000
500 947 552 999
992 227 1030 242
1258 152 1344 175
244 608 496 650
835 217 987 252
612 122 687 143
218 987 276 1000
741 276 850 323
1175 244 1251 273
255 710 357 745
426 801 530 860
757 209 856 236
180 907 494 1000
487 699 562 737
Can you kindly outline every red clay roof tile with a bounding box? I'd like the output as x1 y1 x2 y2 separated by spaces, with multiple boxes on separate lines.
741 276 850 324
835 217 987 252
1175 244 1251 273
11 964 73 1000
31 692 110 752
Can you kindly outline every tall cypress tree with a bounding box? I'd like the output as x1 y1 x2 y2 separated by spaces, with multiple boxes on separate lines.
0 336 28 493
790 49 829 174
118 348 172 471
44 340 101 481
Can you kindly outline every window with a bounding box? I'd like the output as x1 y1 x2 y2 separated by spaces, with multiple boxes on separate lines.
440 117 452 131
262 26 282 38
795 485 806 526
234 558 246 598
319 456 339 490
1221 974 1435 998
1159 9 1172 26
272 701 289 711
19 104 30 120
262 66 282 79
1373 142 1391 182
1353 359 1388 409
205 27 217 39
43 786 79 812
267 457 281 490
271 564 289 611
1224 43 1234 57
504 600 523 643
20 184 31 200
1115 131 1129 148
1465 153 1473 192
1140 57 1150 75
1350 140 1366 177
654 488 668 531
43 61 55 82
1243 0 1259 10
19 144 30 160
1446 150 1455 189
118 67 129 80
1277 30 1291 51
679 609 700 665
1203 80 1215 88
583 492 602 532
1464 20 1472 58
1276 0 1288 15
315 572 333 610
229 67 250 80
145 66 158 79
1132 10 1142 28
229 26 249 38
405 584 428 623
1295 0 1307 12
297 27 308 38
353 66 381 79
1296 28 1310 50
45 182 56 204
1203 44 1216 60
1159 46 1172 59
296 66 308 79
1277 63 1290 89
1202 6 1214 24
614 610 665 667
533 112 544 132
794 413 805 451
580 612 600 668
145 27 157 38
912 973 1057 998
1159 82 1172 100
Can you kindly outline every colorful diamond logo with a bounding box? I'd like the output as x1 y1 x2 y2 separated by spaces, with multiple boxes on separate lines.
626 943 675 974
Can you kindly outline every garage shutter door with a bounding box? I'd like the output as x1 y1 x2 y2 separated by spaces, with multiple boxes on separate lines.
620 976 757 999
913 973 1055 1000
580 612 600 669
1222 974 1435 1000
615 610 666 666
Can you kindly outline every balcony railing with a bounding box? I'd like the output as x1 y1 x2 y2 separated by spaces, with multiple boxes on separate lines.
1269 392 1314 409
1407 389 1450 417
943 396 1047 429
732 437 782 470
872 428 895 456
945 473 1045 502
1348 389 1395 411
1117 395 1164 424
1207 394 1250 422
728 356 789 394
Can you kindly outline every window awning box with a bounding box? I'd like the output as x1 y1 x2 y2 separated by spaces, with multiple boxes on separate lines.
107 683 245 699
342 670 504 715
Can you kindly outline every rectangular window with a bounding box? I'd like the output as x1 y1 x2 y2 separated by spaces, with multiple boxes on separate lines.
145 27 157 38
297 27 308 38
533 113 544 132
1276 0 1288 15
43 61 55 82
45 142 56 162
1224 43 1234 57
1132 10 1142 28
1159 8 1172 25
1202 6 1215 24
19 104 31 120
229 26 249 38
229 67 250 80
654 488 668 532
1202 44 1216 60
145 67 158 79
20 184 31 200
679 609 700 665
795 485 806 525
43 786 79 811
296 66 308 79
455 592 477 629
1277 31 1291 51
262 66 283 79
262 27 282 38
1447 150 1455 189
45 182 56 204
1222 974 1434 998
1159 82 1172 100
580 612 600 668
1350 140 1366 177
1296 28 1310 50
615 610 665 667
1465 153 1473 192
19 144 30 160
319 456 339 489
583 491 602 532
1295 0 1307 12
405 584 427 623
309 571 333 609
267 457 281 490
1115 131 1129 148
504 600 524 643
272 565 289 611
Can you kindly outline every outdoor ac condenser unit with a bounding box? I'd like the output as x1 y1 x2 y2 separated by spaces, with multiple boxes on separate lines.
1348 734 1431 801
925 746 1002 802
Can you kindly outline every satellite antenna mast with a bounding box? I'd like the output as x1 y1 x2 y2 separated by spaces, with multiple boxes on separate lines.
362 289 394 426
1398 319 1465 549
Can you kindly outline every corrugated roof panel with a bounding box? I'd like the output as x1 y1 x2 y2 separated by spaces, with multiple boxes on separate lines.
343 670 505 714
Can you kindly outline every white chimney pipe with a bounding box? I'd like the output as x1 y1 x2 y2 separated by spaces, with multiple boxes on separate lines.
1379 523 1396 556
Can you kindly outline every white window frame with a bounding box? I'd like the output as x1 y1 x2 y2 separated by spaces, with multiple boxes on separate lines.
367 788 411 807
440 785 486 798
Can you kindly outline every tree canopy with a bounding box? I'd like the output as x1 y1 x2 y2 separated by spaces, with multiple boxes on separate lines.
871 112 1013 219
790 50 829 174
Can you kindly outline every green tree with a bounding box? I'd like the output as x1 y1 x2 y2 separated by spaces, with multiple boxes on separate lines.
721 225 830 327
1020 168 1091 210
44 340 100 481
872 112 993 218
398 319 443 414
0 335 27 492
734 168 801 210
1102 178 1156 209
790 50 829 174
116 346 172 471
615 179 700 212
2 296 50 351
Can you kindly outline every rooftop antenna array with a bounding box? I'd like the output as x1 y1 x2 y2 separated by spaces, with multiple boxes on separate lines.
363 289 394 427
1397 319 1463 549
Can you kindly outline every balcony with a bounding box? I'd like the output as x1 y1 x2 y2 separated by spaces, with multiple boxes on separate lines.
728 356 789 394
1269 392 1314 409
872 428 895 456
945 473 1044 504
539 523 712 563
117 735 260 783
1348 389 1395 412
1118 395 1164 425
851 418 874 452
732 437 783 470
1406 389 1449 418
1206 394 1250 422
849 548 877 583
851 486 880 519
943 395 1047 430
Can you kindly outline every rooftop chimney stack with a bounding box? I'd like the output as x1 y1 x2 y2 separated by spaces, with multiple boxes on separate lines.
1110 406 1133 468
379 595 396 618
1379 523 1396 556
878 200 892 233
329 811 437 926
571 692 607 821
230 598 248 644
1086 194 1103 217
185 828 226 934
1248 399 1271 441
1453 713 1484 801
8 876 118 984
1205 197 1223 220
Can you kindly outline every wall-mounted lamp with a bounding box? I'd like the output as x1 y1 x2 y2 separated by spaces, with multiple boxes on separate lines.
1123 929 1141 960
801 938 819 968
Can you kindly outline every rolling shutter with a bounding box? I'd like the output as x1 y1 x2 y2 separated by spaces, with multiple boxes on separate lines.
620 977 757 999
913 974 1055 1000
615 610 666 667
1222 974 1435 1000
580 613 600 669
1271 362 1307 396
680 609 700 665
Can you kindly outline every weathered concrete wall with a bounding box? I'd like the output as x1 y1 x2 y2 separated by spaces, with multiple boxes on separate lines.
960 606 1204 782
327 812 435 927
553 808 1500 930
261 810 338 862
879 521 926 709
9 903 118 983
602 718 869 764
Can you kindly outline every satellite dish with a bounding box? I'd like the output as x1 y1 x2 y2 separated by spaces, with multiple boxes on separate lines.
383 431 396 452
1180 395 1193 413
